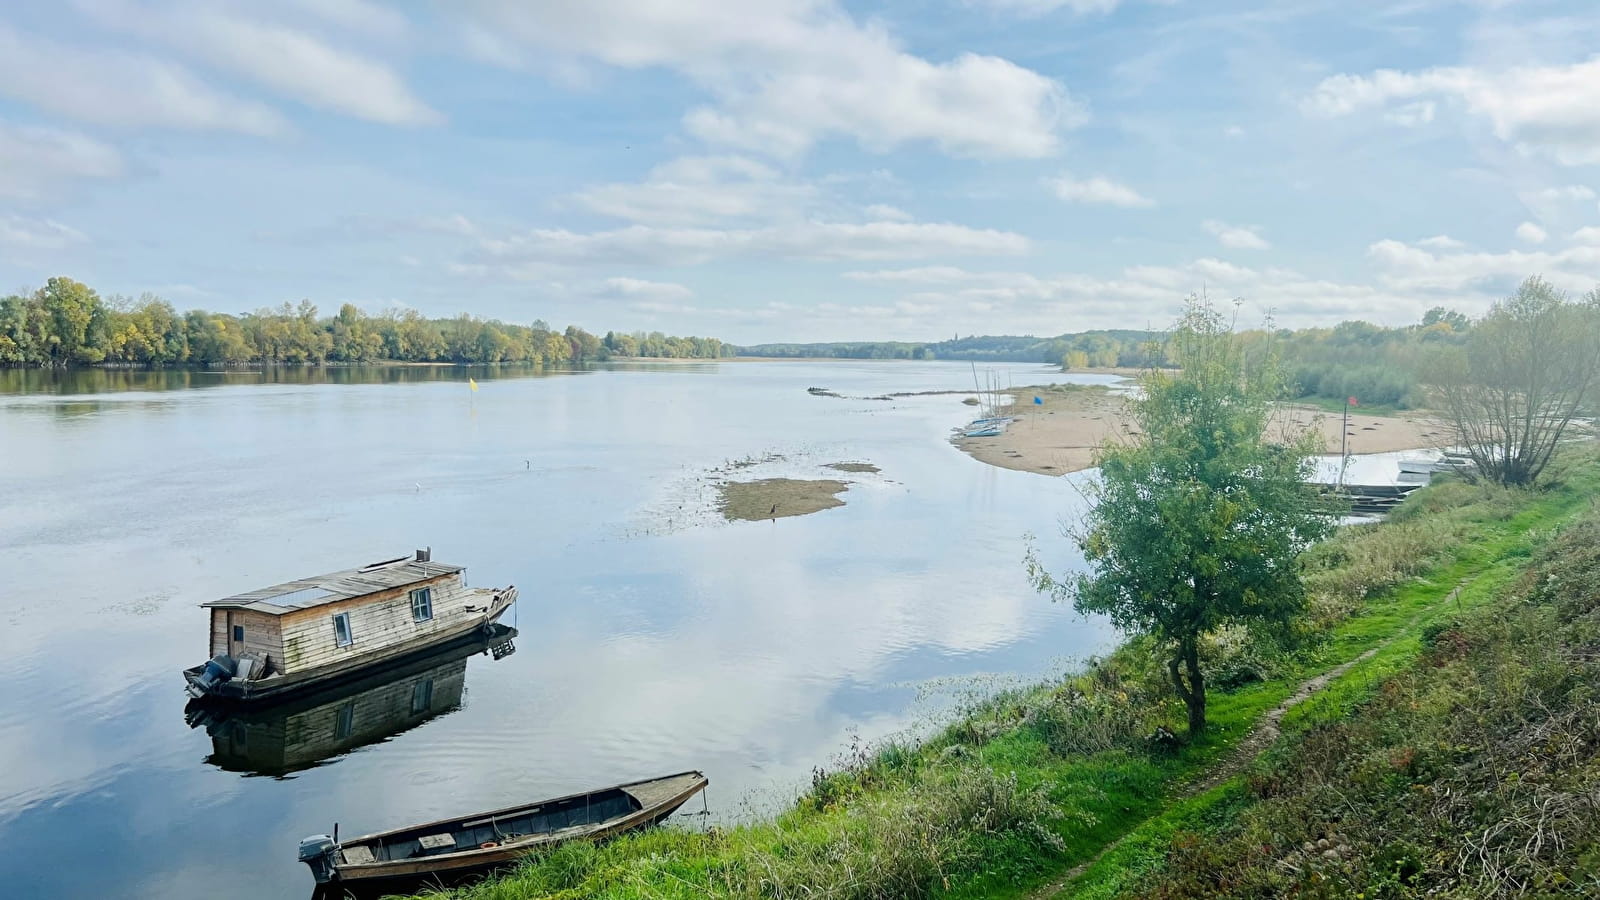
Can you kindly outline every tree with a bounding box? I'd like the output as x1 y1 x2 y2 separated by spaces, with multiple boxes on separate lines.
1427 276 1600 487
565 325 603 361
1030 300 1333 734
1421 306 1469 333
37 276 103 364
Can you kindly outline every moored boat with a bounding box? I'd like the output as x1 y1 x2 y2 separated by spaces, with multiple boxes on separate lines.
963 424 1006 437
298 771 709 887
182 549 516 703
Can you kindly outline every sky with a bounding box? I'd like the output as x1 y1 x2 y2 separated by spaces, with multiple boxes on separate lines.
2 0 1599 344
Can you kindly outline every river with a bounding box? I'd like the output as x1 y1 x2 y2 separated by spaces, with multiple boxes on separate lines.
0 360 1122 899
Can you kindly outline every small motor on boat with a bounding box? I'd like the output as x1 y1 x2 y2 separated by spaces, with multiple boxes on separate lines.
298 834 338 884
185 654 236 698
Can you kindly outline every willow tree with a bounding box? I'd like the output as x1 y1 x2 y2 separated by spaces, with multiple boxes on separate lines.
1427 277 1600 487
1032 301 1333 734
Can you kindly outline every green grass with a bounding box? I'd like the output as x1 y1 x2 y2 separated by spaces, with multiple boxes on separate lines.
402 453 1600 900
1091 494 1600 898
1052 461 1600 899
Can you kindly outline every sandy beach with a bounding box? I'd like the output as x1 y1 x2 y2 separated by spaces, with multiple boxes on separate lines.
954 385 1450 477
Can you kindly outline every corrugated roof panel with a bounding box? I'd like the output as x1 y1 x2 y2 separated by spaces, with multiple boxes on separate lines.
201 556 467 613
271 586 340 608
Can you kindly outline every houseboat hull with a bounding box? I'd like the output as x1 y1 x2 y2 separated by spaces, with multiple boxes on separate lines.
186 624 517 775
184 588 515 704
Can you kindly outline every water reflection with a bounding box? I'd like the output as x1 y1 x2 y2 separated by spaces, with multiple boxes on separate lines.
187 627 517 778
0 363 588 396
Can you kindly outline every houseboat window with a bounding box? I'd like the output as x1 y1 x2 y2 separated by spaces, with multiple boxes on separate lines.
333 612 353 647
335 702 354 740
411 678 434 714
410 587 433 623
232 625 244 642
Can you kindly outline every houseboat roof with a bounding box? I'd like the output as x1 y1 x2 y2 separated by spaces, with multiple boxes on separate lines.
202 555 464 615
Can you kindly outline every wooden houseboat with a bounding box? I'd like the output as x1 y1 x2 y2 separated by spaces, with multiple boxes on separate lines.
183 549 516 703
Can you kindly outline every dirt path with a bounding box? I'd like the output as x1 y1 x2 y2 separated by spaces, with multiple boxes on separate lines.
1030 580 1470 898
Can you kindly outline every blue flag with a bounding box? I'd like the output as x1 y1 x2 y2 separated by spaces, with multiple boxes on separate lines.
1033 395 1043 405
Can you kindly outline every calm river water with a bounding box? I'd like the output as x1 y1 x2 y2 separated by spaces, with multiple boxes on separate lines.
0 361 1122 899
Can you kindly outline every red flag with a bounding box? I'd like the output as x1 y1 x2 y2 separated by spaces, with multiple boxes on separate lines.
1348 396 1359 407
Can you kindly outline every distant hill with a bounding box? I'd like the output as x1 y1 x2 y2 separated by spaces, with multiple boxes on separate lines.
735 330 1163 365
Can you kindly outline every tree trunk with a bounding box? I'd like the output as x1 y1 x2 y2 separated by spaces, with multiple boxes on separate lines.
1183 638 1206 733
1167 636 1207 735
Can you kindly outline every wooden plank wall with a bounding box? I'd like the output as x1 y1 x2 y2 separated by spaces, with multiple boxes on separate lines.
210 609 228 658
276 574 480 674
210 609 285 665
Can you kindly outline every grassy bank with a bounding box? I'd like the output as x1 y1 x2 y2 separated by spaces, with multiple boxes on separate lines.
1072 461 1600 898
402 452 1599 900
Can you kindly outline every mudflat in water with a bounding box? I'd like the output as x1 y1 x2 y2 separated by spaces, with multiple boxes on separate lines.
0 360 1121 900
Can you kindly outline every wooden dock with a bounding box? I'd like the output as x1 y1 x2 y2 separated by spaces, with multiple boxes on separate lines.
1317 482 1422 517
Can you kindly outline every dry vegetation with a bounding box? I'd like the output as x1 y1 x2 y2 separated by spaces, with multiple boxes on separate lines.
717 478 849 522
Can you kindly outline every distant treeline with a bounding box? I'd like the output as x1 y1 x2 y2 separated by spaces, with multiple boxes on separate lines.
737 331 1165 365
1267 311 1470 408
739 313 1474 409
0 277 732 368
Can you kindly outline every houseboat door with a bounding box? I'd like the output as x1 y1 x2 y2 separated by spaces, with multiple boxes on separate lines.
226 611 245 657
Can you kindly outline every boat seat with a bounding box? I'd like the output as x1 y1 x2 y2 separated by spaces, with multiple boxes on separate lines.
341 845 377 865
417 833 455 852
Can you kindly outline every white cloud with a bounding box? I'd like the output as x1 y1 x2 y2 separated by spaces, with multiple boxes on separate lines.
1367 236 1600 293
844 266 984 283
682 50 1071 159
1304 57 1600 165
468 220 1030 271
0 23 286 134
413 213 479 236
1047 173 1154 207
598 277 694 302
1570 226 1600 246
281 0 409 41
864 204 913 222
1417 234 1466 250
1520 184 1600 223
457 0 1074 158
573 156 816 227
836 257 1495 335
1202 219 1270 250
1515 221 1547 244
0 215 90 253
1383 101 1435 126
75 0 438 126
0 122 124 200
1532 185 1596 203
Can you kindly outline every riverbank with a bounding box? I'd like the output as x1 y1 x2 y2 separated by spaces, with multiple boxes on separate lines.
399 450 1600 900
955 384 1448 476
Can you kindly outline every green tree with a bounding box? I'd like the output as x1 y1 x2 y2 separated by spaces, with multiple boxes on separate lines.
37 276 105 364
1031 301 1333 734
1427 276 1600 486
565 325 604 361
1421 306 1469 332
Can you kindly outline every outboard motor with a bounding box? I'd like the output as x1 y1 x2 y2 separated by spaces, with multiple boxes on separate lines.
298 834 338 884
186 654 236 699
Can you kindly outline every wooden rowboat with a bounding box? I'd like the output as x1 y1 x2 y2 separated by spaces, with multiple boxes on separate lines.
299 771 709 887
